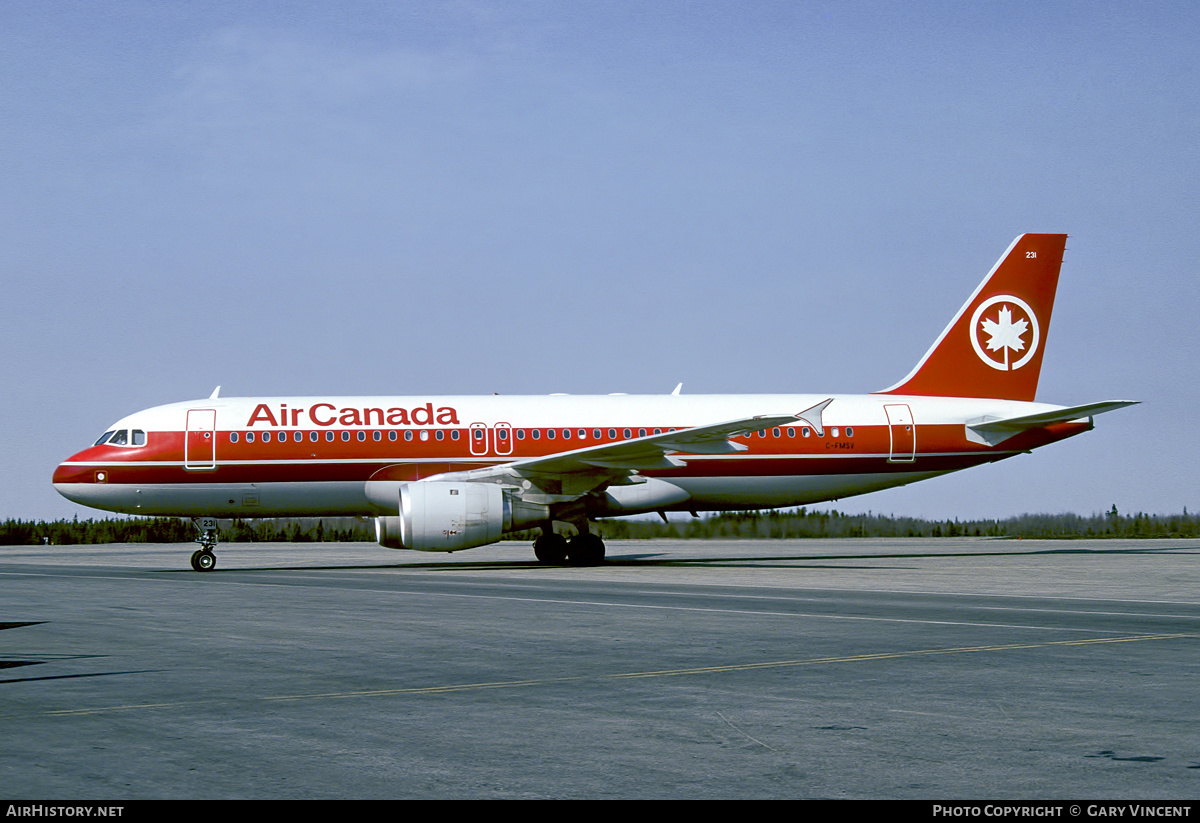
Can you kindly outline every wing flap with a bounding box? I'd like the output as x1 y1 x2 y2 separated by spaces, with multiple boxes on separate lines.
423 403 832 498
505 411 803 476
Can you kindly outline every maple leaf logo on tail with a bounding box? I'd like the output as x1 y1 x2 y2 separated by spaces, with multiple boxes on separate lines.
970 295 1040 371
982 305 1028 367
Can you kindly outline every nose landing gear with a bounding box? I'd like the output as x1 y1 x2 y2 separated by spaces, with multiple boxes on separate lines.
190 517 219 572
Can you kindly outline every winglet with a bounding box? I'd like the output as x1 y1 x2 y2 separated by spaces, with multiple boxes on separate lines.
878 234 1067 401
209 386 221 400
795 399 832 436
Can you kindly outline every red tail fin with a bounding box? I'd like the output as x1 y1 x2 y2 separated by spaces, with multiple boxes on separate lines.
878 233 1067 401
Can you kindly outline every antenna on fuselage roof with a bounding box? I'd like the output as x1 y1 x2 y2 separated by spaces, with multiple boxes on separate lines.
209 386 221 399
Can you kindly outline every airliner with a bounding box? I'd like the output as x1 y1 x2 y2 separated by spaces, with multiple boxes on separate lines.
54 234 1135 571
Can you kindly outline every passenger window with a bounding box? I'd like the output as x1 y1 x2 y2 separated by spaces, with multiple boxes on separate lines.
389 431 397 441
405 430 413 441
435 430 444 441
802 427 810 437
451 430 460 441
846 427 854 437
310 431 319 443
375 431 383 441
230 432 239 444
342 431 350 442
546 429 555 440
357 431 365 442
246 432 255 443
532 429 541 440
294 431 303 442
278 432 287 443
326 431 335 442
594 429 602 439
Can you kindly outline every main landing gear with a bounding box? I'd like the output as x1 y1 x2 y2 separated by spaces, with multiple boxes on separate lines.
190 517 218 572
532 523 605 566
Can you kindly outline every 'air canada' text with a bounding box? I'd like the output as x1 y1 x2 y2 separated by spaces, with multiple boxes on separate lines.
246 403 461 428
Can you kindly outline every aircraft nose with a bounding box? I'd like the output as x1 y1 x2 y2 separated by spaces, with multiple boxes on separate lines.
52 453 110 507
54 457 82 487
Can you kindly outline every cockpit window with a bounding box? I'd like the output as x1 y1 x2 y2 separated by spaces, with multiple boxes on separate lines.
96 429 147 447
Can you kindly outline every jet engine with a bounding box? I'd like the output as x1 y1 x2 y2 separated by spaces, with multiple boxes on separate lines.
375 481 548 552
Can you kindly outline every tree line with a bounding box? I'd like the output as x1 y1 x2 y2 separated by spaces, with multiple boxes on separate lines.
0 516 374 545
593 505 1199 540
3 505 1197 545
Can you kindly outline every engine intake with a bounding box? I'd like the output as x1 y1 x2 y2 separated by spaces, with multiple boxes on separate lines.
376 481 548 552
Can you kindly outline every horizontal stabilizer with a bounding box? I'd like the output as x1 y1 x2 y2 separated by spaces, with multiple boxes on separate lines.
967 401 1138 446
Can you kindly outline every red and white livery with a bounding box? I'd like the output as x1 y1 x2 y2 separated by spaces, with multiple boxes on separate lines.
54 234 1135 570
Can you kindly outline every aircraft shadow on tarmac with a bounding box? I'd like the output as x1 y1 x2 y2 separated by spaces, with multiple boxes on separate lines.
152 541 1199 574
0 622 161 685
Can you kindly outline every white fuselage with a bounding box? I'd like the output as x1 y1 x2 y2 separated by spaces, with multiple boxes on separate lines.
53 392 1085 519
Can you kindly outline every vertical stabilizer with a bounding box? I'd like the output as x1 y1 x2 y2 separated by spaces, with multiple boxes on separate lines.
877 233 1067 401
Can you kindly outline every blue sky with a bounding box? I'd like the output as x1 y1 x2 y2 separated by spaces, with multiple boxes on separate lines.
4 1 1197 521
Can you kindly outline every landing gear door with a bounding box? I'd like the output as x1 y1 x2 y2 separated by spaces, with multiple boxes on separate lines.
884 404 915 463
185 408 217 470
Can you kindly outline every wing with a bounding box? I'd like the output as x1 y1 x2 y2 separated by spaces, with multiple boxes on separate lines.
423 400 832 501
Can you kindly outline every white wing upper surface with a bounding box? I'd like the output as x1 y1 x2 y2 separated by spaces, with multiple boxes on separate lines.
424 406 829 496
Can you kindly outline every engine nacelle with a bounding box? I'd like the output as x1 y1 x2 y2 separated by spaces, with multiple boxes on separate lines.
375 481 548 552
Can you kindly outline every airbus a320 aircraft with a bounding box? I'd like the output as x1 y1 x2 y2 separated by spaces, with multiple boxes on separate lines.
54 234 1135 571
